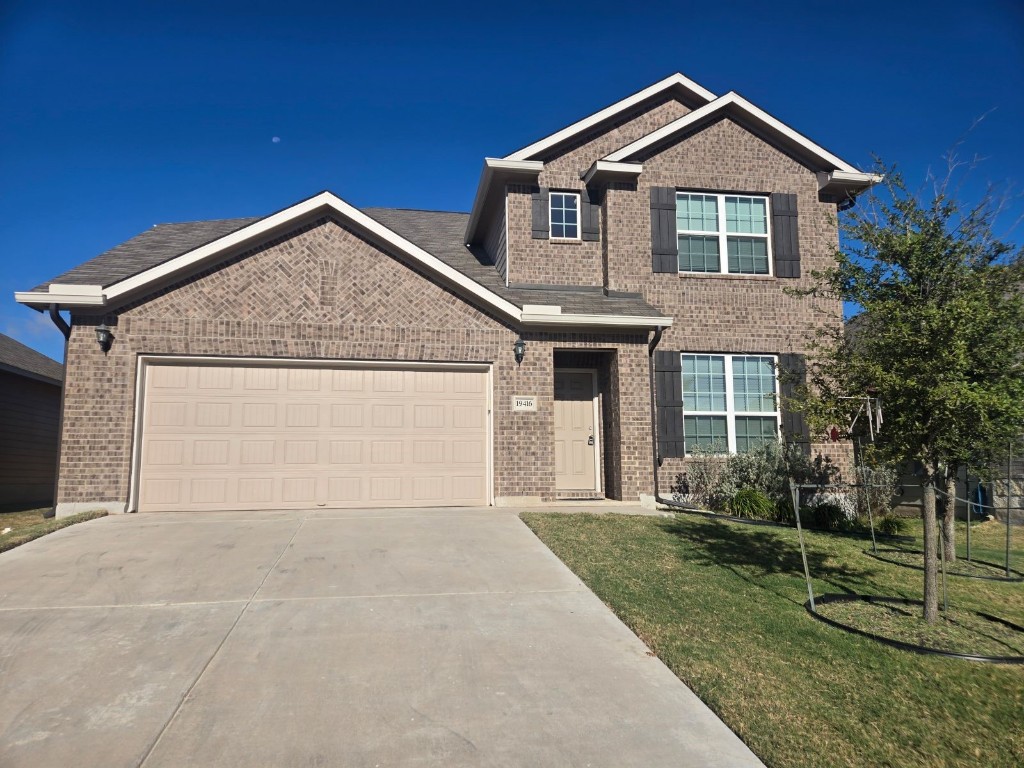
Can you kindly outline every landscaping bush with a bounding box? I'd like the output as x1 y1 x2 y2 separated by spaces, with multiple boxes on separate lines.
802 490 857 530
726 488 777 520
876 513 909 536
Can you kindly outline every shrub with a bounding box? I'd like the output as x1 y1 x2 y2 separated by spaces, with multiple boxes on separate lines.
877 514 908 536
803 490 857 530
726 488 777 520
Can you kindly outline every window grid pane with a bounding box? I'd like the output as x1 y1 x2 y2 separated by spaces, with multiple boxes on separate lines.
732 356 776 412
678 235 720 273
735 417 778 453
682 355 726 413
725 196 767 234
676 193 719 232
684 415 728 453
550 193 579 239
727 236 769 275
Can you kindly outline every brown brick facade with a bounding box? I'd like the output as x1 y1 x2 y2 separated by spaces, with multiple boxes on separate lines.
56 217 653 510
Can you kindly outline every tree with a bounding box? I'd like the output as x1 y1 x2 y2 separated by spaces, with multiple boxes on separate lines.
797 165 1024 622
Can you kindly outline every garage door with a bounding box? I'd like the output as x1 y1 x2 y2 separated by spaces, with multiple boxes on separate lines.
136 362 489 512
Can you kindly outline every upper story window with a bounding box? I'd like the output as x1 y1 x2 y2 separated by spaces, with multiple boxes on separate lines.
550 192 580 239
682 353 779 453
676 192 771 275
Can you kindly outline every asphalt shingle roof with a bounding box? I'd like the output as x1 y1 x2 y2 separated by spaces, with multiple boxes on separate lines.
29 206 662 319
32 218 261 292
0 333 63 385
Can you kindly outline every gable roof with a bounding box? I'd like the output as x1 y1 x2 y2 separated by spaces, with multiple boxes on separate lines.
602 91 873 177
0 333 63 385
503 73 716 162
16 193 670 330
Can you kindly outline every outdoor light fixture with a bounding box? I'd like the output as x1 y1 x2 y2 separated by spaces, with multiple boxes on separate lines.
95 323 114 353
513 337 526 366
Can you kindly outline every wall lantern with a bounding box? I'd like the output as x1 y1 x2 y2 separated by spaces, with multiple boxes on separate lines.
513 337 526 366
95 323 114 353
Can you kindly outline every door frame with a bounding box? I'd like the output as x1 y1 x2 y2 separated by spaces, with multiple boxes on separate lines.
128 354 494 513
553 367 602 494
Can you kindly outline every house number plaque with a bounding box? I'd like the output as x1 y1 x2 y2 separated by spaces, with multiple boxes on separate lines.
512 396 537 412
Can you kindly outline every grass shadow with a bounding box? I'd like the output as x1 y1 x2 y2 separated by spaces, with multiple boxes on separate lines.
660 515 887 604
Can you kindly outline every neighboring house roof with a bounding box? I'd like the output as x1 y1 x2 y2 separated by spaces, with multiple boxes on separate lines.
0 333 63 386
16 192 669 329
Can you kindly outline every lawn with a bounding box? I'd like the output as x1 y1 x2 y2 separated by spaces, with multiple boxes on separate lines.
0 506 107 553
522 511 1024 768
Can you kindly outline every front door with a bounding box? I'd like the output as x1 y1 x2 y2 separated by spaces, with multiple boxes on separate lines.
554 371 598 491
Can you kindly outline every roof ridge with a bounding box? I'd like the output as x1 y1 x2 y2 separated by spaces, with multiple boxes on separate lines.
363 206 469 216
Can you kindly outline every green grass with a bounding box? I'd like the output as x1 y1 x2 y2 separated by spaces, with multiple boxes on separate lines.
522 511 1024 768
0 507 107 553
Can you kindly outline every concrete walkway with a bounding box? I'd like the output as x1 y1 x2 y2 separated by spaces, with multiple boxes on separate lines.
0 508 763 767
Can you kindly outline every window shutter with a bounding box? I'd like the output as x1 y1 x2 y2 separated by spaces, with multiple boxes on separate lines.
531 188 549 239
581 187 599 241
654 350 686 458
650 187 677 273
778 353 810 453
771 193 800 278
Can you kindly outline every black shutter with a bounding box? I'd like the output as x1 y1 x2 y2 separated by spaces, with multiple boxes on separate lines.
771 193 800 278
581 187 599 241
650 187 677 273
531 188 549 239
655 350 686 458
778 353 811 453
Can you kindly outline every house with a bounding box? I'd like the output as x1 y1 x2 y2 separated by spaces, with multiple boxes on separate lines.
0 333 63 509
15 74 877 517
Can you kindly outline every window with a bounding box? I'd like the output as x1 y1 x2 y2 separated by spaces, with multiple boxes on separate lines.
676 192 770 275
681 354 779 453
550 192 580 239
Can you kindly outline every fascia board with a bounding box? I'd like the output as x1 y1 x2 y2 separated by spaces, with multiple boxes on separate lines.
604 92 861 173
504 73 717 162
580 160 644 185
15 290 106 307
520 311 674 329
464 158 543 245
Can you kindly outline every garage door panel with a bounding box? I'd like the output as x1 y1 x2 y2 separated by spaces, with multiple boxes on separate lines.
139 363 488 512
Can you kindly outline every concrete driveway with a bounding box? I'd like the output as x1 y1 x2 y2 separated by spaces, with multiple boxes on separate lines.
0 508 763 767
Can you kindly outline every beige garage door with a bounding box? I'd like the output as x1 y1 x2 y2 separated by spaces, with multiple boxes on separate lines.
137 362 489 512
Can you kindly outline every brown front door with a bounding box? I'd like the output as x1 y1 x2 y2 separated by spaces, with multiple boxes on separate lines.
554 371 598 491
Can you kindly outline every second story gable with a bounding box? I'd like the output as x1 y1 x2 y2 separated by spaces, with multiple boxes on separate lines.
465 74 878 297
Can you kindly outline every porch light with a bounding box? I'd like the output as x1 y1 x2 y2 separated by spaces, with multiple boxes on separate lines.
95 323 114 353
513 337 526 366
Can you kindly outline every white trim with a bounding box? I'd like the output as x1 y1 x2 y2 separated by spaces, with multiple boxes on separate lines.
129 355 496 513
676 192 773 276
504 73 717 161
604 92 861 173
549 191 581 241
15 290 106 306
580 160 643 185
554 368 602 495
520 311 674 328
464 158 544 245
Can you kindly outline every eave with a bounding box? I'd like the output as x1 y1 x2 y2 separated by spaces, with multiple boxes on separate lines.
464 158 543 246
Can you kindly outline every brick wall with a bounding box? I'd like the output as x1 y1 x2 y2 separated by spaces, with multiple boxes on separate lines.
57 217 655 510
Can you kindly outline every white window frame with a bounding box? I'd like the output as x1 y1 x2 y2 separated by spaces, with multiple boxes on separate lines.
680 353 782 454
549 191 581 240
675 192 773 276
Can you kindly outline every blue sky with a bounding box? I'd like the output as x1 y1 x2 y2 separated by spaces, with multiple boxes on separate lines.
2 0 1022 363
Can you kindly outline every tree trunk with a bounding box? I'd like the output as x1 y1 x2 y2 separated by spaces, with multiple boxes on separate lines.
942 469 957 562
921 470 939 623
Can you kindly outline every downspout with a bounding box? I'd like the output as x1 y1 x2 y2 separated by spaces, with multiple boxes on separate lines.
47 304 71 519
647 324 699 512
647 326 663 501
